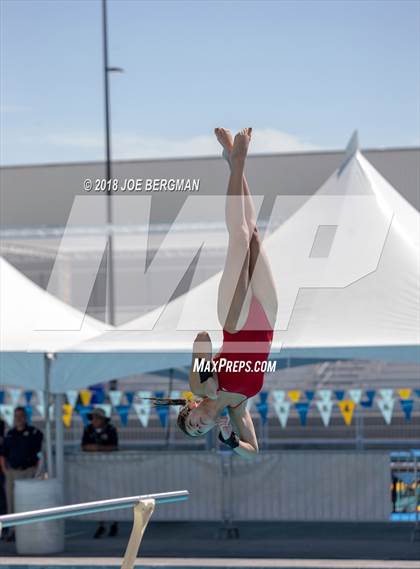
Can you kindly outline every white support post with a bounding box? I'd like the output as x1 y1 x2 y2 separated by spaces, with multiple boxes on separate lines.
44 353 54 478
54 393 65 483
121 499 155 569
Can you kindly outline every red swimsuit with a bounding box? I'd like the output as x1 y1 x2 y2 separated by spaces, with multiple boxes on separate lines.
213 296 274 402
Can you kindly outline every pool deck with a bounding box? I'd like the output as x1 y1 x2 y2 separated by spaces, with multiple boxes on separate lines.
0 558 419 568
0 521 418 567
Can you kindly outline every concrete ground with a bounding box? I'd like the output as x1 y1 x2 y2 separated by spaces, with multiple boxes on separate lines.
0 521 419 563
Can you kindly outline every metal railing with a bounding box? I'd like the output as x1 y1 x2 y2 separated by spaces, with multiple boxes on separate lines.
0 490 189 528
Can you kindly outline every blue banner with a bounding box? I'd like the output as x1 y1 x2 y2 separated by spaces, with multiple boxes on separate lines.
155 405 169 427
25 405 33 424
77 405 93 426
295 402 310 425
154 391 169 427
256 392 269 425
24 391 33 405
305 390 315 401
90 387 105 405
125 391 135 406
334 390 345 401
360 390 376 408
400 399 414 421
0 391 4 405
115 405 131 427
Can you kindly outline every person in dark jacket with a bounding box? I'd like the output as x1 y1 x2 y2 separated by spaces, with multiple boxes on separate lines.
81 407 118 538
0 407 43 541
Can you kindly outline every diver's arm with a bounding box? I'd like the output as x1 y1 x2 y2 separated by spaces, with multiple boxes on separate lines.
188 331 214 397
219 405 259 459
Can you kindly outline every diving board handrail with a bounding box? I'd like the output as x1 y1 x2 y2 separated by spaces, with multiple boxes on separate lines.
0 490 189 528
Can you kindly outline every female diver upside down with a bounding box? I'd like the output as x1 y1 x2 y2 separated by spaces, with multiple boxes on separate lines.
155 128 278 459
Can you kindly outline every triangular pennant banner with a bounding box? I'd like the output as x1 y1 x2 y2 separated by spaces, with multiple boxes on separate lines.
155 405 169 428
295 402 310 426
170 390 182 413
90 387 105 405
115 405 130 427
272 390 286 404
0 391 5 405
338 400 355 426
62 404 73 428
153 391 168 427
379 389 394 402
77 405 93 426
9 388 22 407
398 388 412 400
109 390 122 407
349 389 362 404
334 390 345 401
305 391 315 401
316 400 333 427
134 402 151 428
360 390 375 408
66 390 79 408
0 405 14 427
318 389 332 402
400 399 414 421
377 398 395 425
414 389 420 399
181 391 194 401
79 389 92 407
125 392 135 406
25 405 33 424
288 390 301 403
273 401 290 428
137 390 152 402
256 392 269 425
24 391 33 405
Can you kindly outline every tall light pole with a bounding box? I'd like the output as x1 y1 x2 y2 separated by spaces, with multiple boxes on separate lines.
102 0 123 325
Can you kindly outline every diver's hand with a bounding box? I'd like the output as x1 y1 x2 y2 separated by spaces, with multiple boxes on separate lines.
205 376 218 400
217 415 232 439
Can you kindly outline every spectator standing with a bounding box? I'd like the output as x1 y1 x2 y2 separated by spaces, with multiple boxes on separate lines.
81 407 119 538
0 407 43 541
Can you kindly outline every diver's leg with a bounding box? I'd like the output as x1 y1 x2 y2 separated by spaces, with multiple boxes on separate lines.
215 128 257 235
215 128 277 327
248 228 278 328
241 171 278 327
217 129 253 333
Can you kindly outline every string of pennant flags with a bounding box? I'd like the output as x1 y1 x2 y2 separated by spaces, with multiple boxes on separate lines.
0 387 419 429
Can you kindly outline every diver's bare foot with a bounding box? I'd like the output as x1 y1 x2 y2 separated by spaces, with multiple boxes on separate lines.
214 128 234 154
231 128 252 164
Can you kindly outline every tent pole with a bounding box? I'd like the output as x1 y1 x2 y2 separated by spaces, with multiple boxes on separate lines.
165 368 173 448
43 353 54 478
54 393 64 483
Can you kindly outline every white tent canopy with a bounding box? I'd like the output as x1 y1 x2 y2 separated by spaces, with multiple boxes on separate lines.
0 258 108 390
50 134 419 392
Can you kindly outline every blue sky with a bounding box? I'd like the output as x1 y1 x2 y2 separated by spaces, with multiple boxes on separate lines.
1 0 419 165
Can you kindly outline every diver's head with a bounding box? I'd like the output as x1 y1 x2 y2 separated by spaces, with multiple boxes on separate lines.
177 399 217 438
